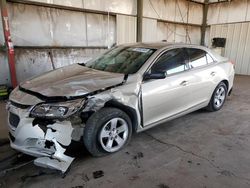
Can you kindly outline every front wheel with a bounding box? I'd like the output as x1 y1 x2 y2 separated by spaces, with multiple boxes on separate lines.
83 107 132 157
206 82 228 112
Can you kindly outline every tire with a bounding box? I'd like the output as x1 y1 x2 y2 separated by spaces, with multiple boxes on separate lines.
206 82 228 112
83 107 132 157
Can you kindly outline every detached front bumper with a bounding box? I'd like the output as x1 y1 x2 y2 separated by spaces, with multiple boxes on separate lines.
7 102 83 173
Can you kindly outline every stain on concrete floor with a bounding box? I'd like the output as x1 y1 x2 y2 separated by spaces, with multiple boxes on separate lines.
0 75 250 188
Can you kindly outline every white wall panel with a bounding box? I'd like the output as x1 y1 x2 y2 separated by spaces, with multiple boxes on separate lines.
208 0 250 25
87 14 116 47
143 0 165 20
50 8 87 46
246 0 250 21
157 22 201 44
84 0 137 15
235 23 248 74
164 0 176 23
52 0 84 8
157 22 176 42
175 24 187 43
188 2 203 25
217 3 228 24
25 0 84 8
143 0 202 25
241 25 250 75
7 3 115 47
174 0 188 23
0 52 11 86
205 27 210 47
188 26 201 45
8 4 53 46
116 15 136 44
207 4 220 25
210 23 250 75
0 9 4 45
142 18 157 42
224 24 234 57
227 0 247 23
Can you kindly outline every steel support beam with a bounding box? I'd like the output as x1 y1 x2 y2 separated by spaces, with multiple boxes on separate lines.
0 0 17 87
200 0 209 46
137 0 143 42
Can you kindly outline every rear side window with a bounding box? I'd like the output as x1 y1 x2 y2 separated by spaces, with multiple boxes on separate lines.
151 48 189 75
206 53 215 64
187 48 207 68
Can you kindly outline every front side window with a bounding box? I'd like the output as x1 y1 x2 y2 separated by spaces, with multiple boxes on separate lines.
86 46 156 74
151 48 189 75
187 48 207 68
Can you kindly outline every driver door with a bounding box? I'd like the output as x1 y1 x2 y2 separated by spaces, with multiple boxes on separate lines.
141 48 192 126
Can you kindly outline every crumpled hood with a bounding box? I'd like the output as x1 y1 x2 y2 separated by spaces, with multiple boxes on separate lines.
20 64 125 97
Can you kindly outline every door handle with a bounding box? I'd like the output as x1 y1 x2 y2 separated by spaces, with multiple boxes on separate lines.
210 71 216 76
180 80 188 86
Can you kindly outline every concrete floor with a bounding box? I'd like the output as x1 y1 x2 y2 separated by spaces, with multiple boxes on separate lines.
0 75 250 188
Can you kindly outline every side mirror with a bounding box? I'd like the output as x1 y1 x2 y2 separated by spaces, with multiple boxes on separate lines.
144 72 166 80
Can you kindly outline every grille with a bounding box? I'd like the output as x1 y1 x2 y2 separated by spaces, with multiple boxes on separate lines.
9 112 20 128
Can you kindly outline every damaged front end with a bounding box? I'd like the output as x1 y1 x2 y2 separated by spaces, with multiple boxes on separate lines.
6 64 142 173
7 97 85 173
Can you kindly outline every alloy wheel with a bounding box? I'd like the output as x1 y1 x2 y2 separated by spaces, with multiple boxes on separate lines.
214 86 226 108
99 117 129 152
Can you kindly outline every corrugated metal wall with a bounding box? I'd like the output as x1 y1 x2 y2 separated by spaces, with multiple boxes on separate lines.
142 18 201 44
157 22 201 44
0 9 3 45
142 0 202 44
209 23 250 75
143 0 203 25
116 15 137 44
7 3 116 47
207 0 250 76
207 0 250 25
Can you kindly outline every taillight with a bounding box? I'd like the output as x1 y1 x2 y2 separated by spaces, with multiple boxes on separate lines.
230 60 235 69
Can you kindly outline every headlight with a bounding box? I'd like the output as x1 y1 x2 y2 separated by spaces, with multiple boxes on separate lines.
30 99 85 119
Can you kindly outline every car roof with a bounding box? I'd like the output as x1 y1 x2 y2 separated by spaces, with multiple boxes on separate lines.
120 42 207 50
119 42 227 62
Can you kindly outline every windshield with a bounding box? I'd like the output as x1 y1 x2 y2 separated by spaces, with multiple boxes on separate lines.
86 46 156 74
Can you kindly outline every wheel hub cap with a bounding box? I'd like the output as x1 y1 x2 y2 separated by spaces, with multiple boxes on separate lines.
214 86 226 108
99 117 129 153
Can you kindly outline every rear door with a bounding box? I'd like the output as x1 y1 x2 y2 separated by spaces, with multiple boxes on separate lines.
185 48 220 107
141 48 193 126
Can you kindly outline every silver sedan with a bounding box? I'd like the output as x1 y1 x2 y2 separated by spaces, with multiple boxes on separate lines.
7 43 235 172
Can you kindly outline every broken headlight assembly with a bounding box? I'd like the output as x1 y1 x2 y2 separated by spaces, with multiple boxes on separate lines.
30 99 85 119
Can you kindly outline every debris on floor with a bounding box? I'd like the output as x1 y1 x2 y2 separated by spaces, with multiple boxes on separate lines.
133 152 144 160
93 170 104 179
158 184 170 188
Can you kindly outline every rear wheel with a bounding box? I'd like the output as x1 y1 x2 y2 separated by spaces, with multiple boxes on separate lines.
206 82 227 112
83 107 132 157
